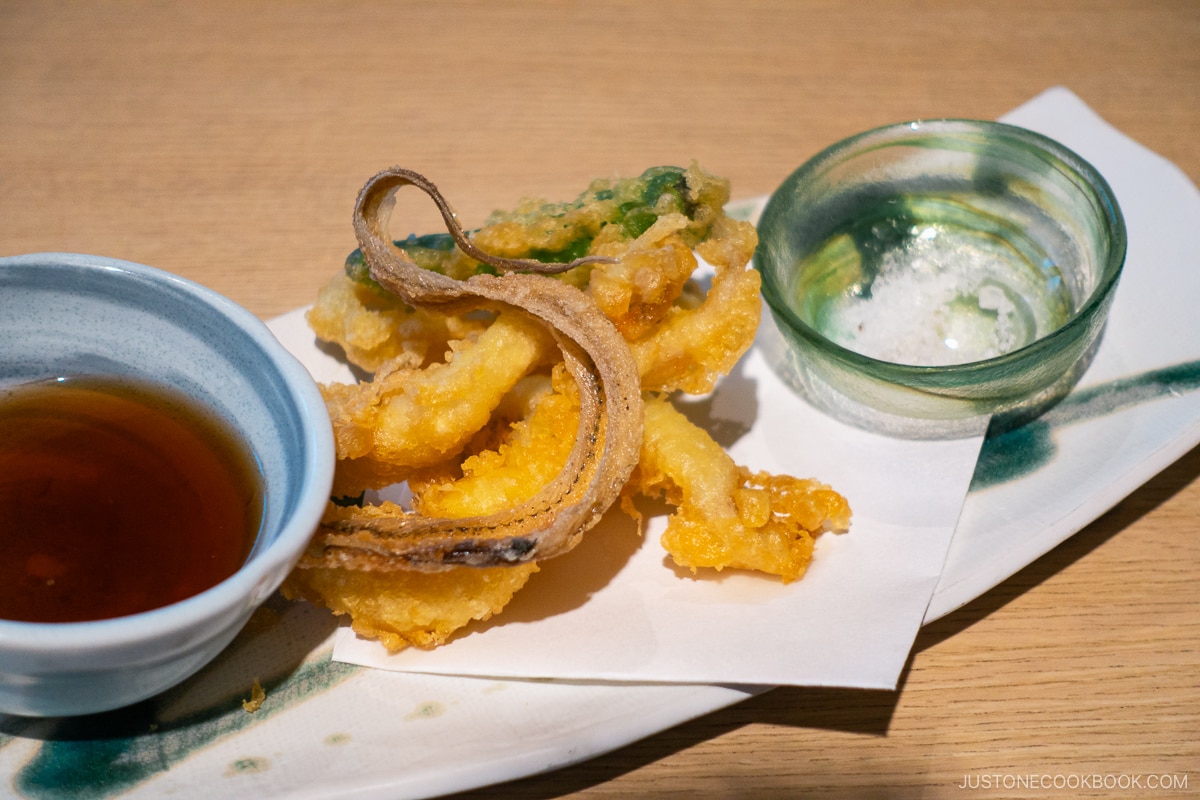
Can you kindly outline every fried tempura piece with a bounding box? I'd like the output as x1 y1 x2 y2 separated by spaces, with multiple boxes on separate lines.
241 679 266 713
629 214 761 395
310 162 762 398
306 272 487 373
292 163 850 653
469 162 732 265
286 367 578 652
309 164 753 367
303 167 644 571
587 233 696 340
284 505 538 650
321 310 555 495
410 363 580 518
633 396 851 583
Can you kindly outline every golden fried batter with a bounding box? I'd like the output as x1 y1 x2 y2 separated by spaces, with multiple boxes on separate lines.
284 539 538 651
587 235 696 341
307 272 487 373
410 364 580 519
291 163 850 652
320 309 554 495
285 367 574 651
635 396 850 583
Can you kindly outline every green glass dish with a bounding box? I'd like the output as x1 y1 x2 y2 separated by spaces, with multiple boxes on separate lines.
755 119 1126 437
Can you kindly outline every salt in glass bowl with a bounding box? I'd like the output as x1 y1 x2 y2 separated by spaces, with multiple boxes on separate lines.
0 252 334 717
754 119 1126 438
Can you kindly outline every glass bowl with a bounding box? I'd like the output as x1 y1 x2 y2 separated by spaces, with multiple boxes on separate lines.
754 119 1126 437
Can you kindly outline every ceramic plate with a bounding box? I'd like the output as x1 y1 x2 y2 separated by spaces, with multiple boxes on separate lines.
1 88 1197 800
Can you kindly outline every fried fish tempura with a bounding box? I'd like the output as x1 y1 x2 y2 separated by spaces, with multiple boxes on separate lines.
633 396 851 583
286 504 539 650
410 364 579 519
306 271 488 373
287 163 850 652
321 309 555 496
300 167 644 572
628 215 763 395
286 367 577 649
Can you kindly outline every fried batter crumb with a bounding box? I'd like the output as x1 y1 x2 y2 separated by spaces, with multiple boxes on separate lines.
242 678 266 713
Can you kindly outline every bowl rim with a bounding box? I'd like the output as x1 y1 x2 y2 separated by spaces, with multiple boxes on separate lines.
0 252 334 658
755 118 1128 384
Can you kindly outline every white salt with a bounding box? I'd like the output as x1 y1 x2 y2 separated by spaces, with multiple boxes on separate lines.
822 224 1041 366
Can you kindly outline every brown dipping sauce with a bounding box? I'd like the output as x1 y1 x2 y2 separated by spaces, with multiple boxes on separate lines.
0 376 263 623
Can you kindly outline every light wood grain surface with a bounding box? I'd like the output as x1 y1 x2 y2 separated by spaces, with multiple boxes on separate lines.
2 2 1197 798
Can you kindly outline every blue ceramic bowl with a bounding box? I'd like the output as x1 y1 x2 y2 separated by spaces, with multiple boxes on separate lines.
0 253 334 716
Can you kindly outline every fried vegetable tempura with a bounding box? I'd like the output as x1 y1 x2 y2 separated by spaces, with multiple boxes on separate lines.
284 163 850 651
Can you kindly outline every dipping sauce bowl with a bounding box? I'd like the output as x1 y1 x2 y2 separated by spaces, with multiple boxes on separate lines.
755 119 1126 437
0 253 334 717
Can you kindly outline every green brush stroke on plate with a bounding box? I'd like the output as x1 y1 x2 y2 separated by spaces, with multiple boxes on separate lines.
971 360 1200 491
11 656 358 799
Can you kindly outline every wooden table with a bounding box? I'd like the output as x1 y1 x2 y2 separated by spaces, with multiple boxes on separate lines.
2 2 1197 797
